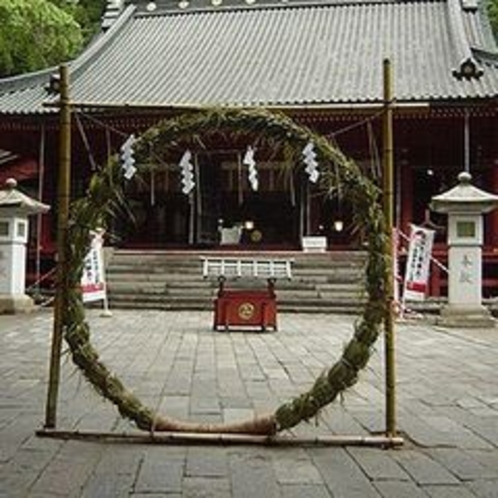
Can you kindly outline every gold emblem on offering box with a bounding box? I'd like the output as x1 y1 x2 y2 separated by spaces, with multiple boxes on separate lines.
238 302 255 320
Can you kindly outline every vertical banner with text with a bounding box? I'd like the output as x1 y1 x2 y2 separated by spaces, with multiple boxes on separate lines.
81 230 107 303
403 224 435 302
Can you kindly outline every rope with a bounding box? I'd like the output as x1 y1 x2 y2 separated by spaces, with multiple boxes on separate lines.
367 121 381 179
326 107 386 140
74 111 98 171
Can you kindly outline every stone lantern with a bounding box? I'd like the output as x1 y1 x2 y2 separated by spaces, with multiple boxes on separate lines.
0 178 50 314
431 172 498 327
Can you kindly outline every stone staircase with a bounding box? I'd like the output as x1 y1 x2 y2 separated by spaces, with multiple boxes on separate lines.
104 249 369 314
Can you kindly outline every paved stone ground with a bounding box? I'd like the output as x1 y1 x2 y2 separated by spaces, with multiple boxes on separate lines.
1 308 497 497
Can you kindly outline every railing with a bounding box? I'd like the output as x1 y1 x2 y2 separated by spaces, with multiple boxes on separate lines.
201 257 293 280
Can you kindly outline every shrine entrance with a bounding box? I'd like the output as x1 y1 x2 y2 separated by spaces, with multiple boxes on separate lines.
120 153 307 249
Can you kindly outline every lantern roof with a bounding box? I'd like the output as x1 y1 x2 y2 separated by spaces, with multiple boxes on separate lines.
0 179 50 215
431 172 498 214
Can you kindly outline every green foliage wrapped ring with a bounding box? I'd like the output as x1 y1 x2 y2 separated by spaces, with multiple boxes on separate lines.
63 107 387 435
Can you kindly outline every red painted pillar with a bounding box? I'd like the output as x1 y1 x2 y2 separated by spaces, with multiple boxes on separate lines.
309 193 321 235
399 157 412 237
488 159 498 248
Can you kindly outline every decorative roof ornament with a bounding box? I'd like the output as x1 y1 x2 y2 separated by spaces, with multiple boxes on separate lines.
453 57 484 80
460 0 478 11
447 0 484 80
102 0 125 30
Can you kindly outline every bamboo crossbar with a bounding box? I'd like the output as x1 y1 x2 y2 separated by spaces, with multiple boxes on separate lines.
42 99 431 114
36 429 404 447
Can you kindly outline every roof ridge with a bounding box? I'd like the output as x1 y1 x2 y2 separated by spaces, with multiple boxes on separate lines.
102 0 127 29
472 47 498 65
132 0 444 17
0 66 57 96
69 5 137 82
476 0 498 52
446 0 483 79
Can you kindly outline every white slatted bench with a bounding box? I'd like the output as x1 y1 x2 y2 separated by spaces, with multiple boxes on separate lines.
201 257 293 331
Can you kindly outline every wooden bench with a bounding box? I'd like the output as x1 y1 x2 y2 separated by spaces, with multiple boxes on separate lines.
202 257 293 331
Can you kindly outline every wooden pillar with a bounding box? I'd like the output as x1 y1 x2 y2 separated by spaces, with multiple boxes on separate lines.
399 157 412 237
308 194 320 235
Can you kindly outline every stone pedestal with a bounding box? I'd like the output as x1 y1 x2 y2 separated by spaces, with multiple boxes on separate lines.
0 294 36 314
438 305 496 328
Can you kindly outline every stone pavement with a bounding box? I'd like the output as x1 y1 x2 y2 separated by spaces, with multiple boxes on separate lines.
1 308 497 497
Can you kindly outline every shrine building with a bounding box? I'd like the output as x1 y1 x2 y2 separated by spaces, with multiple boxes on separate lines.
0 0 497 292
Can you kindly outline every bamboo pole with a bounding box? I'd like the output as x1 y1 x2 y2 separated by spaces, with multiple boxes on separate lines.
383 59 397 438
36 429 404 448
42 99 431 113
44 65 71 429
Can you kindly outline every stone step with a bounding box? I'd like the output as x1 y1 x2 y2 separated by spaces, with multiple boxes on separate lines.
107 257 365 268
105 249 368 313
108 285 363 301
107 296 363 314
108 252 367 267
107 278 361 292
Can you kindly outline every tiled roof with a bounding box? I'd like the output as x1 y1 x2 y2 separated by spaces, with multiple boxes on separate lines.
0 0 497 115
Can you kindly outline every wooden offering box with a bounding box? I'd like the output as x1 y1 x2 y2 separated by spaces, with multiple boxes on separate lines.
202 258 293 332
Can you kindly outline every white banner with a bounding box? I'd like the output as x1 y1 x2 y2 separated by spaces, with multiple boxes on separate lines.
81 230 107 303
243 145 258 191
403 224 435 301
